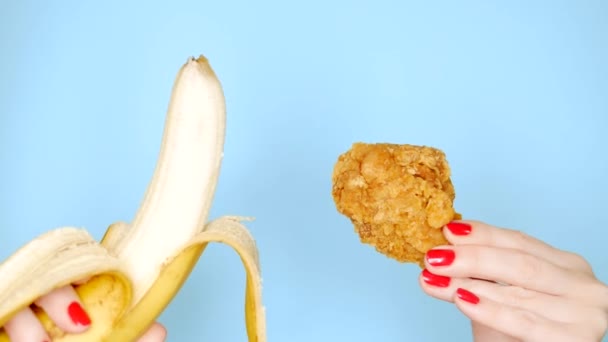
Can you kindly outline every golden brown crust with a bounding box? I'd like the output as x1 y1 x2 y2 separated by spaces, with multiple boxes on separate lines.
331 143 459 266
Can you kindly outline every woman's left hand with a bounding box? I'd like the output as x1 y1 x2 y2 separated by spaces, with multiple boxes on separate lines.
419 220 608 342
3 281 166 342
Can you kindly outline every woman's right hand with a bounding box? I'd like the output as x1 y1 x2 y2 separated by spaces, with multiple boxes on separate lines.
419 220 608 342
3 284 166 342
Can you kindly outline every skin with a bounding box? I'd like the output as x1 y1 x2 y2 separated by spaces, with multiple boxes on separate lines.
419 220 608 342
3 285 166 342
5 219 607 341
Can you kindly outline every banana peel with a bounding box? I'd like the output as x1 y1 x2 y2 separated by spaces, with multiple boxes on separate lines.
0 56 266 341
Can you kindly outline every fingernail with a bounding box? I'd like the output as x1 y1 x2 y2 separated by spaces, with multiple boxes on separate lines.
426 249 455 266
446 221 472 236
456 288 480 304
422 269 451 287
68 302 91 326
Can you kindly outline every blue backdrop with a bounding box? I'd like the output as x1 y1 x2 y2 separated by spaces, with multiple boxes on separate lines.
1 1 607 341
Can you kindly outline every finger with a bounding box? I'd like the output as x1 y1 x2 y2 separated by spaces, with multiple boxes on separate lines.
3 307 51 342
465 279 600 324
424 245 588 295
137 322 167 342
418 272 522 341
453 287 578 342
443 221 592 273
419 269 501 303
34 285 91 333
419 268 457 302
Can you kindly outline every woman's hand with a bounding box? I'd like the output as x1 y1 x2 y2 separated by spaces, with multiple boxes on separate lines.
2 283 166 342
419 220 608 342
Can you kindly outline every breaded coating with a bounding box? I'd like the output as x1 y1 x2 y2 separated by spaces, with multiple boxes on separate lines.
332 143 460 267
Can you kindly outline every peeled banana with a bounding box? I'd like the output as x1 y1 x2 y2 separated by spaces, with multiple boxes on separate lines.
0 56 266 341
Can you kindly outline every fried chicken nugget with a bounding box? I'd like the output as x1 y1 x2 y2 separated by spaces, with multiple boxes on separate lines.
332 143 460 267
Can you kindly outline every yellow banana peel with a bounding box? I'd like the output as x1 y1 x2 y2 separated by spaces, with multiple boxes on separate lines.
0 56 266 341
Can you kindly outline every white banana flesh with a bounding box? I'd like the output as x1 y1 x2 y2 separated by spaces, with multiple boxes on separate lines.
0 56 266 341
112 55 226 304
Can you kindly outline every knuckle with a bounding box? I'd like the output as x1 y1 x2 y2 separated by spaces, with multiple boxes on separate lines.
515 253 543 284
599 282 608 312
565 252 593 273
570 298 608 339
516 286 535 299
515 309 542 336
585 281 608 309
511 229 533 246
503 286 534 307
572 307 608 339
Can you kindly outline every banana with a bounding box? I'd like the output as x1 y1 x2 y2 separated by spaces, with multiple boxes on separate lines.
0 56 266 341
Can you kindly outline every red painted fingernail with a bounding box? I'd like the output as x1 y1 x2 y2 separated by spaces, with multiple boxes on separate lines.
456 288 480 304
68 302 91 326
422 269 451 287
446 221 472 235
426 249 455 266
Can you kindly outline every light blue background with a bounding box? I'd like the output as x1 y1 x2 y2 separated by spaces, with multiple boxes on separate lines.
1 1 607 341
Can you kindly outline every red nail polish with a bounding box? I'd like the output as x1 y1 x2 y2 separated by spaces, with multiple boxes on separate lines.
422 269 451 287
457 288 480 304
68 302 91 326
426 249 455 266
446 221 472 235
